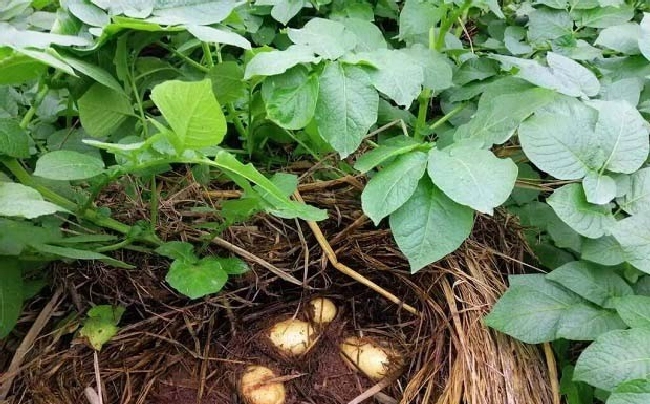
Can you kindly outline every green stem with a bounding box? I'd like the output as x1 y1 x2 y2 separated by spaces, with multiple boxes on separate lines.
95 238 134 253
149 175 159 227
429 103 466 131
214 47 247 139
157 42 209 73
202 42 215 68
20 85 50 129
414 91 431 142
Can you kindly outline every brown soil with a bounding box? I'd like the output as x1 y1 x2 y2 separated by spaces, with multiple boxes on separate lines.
1 165 555 404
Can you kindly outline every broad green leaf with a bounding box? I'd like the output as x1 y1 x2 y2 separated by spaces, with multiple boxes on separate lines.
484 274 582 344
389 178 473 272
68 0 110 27
492 53 600 98
185 25 251 50
166 258 228 299
619 167 650 215
400 45 452 93
640 13 650 61
155 241 198 262
150 79 227 151
0 182 66 219
0 117 28 158
583 172 616 205
257 0 307 25
0 218 61 255
212 257 250 275
261 66 318 130
454 88 555 147
354 136 420 173
574 5 634 28
0 50 47 84
548 184 615 239
510 163 541 205
34 150 105 180
398 0 441 42
340 18 387 52
574 328 650 391
314 62 378 158
599 77 643 105
595 24 641 55
244 45 320 79
546 261 633 307
57 53 124 94
582 236 625 266
78 305 124 351
0 22 92 49
147 0 240 26
608 379 650 404
287 18 356 60
94 0 156 18
588 100 650 174
361 152 427 225
78 83 133 138
519 98 598 180
206 61 246 104
210 151 327 221
347 49 423 106
612 295 650 328
527 8 573 45
15 48 76 76
427 145 517 214
504 26 533 55
0 260 23 338
611 214 650 274
557 303 626 340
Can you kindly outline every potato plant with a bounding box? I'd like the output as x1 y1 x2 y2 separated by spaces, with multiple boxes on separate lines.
1 1 650 402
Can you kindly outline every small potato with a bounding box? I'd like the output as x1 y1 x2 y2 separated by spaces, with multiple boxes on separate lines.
340 336 403 380
308 297 338 325
240 366 286 404
268 319 317 355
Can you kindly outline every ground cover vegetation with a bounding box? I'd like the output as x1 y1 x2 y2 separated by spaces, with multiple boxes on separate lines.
1 0 650 402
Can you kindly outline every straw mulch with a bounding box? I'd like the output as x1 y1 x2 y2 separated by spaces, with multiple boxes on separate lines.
0 165 555 404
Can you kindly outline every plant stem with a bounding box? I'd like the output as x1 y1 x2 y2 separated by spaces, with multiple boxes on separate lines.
157 42 209 73
213 46 248 139
149 175 159 227
20 84 50 129
429 103 466 131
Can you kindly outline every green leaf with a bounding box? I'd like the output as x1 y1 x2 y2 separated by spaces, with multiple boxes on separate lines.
588 100 650 175
34 150 105 181
340 18 388 52
546 261 633 308
0 259 23 338
147 0 240 26
548 184 616 239
612 295 650 328
608 379 650 404
30 243 134 269
574 328 650 391
427 144 517 214
354 136 420 174
155 241 198 262
492 53 600 98
484 274 582 344
150 79 227 151
347 49 424 106
511 163 541 205
69 0 111 27
398 0 441 42
212 258 250 275
0 182 66 219
574 5 634 28
640 13 650 61
287 18 356 60
166 258 229 299
519 97 598 180
0 22 92 49
78 83 134 138
206 61 246 104
400 45 452 93
361 151 427 225
619 167 650 216
453 88 556 147
261 66 318 130
58 53 124 93
389 178 473 273
611 214 650 274
78 305 125 351
0 117 29 158
257 0 307 25
583 172 616 205
185 25 251 50
582 236 625 266
210 151 327 221
0 50 47 84
244 45 320 79
527 8 573 45
557 303 626 340
595 23 641 55
314 62 378 158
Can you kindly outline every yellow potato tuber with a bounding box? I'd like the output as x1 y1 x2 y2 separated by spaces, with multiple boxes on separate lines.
307 297 338 325
339 336 403 380
239 366 286 404
268 319 317 355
